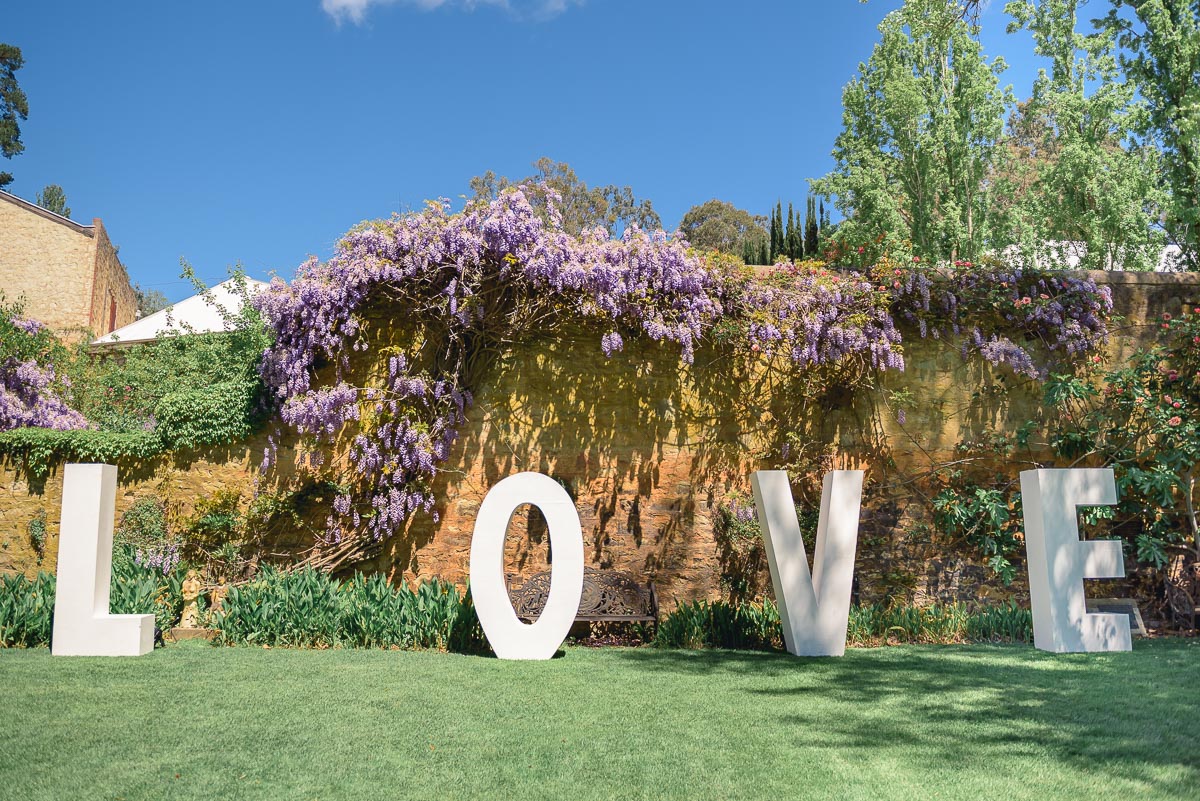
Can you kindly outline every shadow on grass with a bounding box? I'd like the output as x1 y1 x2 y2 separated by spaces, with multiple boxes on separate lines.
609 640 1199 796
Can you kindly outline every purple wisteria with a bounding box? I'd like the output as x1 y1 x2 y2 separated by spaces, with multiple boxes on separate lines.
254 191 1112 547
134 543 181 575
1 313 87 432
887 263 1112 378
735 262 904 371
255 190 731 542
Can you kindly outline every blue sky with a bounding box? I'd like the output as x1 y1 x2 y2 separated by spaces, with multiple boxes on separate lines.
4 0 1046 300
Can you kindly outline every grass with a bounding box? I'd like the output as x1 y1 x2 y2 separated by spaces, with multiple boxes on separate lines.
1 640 1197 801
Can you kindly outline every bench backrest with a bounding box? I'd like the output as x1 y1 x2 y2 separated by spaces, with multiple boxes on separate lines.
509 567 658 621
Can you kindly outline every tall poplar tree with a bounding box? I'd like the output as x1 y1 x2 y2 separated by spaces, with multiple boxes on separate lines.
1104 0 1200 270
812 0 1010 262
1001 0 1163 270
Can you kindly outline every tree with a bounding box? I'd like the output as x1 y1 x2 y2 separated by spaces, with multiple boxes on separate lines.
677 199 768 258
1104 0 1200 270
812 0 1011 262
0 44 28 190
35 185 69 218
770 201 784 260
468 158 661 237
786 202 802 259
804 195 819 257
999 0 1164 271
133 284 171 318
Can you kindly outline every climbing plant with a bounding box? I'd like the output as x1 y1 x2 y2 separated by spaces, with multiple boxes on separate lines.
254 189 1113 570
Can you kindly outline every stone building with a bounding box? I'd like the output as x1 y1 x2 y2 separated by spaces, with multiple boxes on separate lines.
0 188 137 338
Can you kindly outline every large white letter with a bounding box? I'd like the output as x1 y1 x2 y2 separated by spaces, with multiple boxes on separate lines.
752 470 863 657
1020 468 1130 653
51 464 154 656
470 472 584 660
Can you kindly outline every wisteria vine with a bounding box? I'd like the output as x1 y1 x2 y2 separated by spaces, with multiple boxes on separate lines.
0 310 88 433
254 191 1112 560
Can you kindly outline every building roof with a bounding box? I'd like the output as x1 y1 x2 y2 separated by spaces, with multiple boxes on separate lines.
0 188 96 236
92 278 271 347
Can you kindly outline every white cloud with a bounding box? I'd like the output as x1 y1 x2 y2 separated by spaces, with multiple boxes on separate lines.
322 0 581 25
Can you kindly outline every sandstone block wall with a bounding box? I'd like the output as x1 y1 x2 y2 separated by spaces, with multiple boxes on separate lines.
0 192 95 333
1 270 1196 612
86 220 137 336
0 191 136 338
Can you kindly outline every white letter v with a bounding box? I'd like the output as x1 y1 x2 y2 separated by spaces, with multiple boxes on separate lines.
751 470 863 657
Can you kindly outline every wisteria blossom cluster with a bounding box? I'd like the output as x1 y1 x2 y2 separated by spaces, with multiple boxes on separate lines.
734 262 904 371
134 543 181 576
882 261 1112 378
255 190 730 542
255 191 1113 548
0 310 87 432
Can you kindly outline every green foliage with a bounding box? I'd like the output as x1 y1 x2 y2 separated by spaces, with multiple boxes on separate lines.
0 428 163 477
653 598 782 651
214 566 487 653
35 184 69 218
154 380 258 450
813 0 1011 263
185 490 244 550
932 483 1024 583
132 284 171 317
0 43 28 188
999 0 1164 271
0 270 270 474
0 547 187 648
1036 310 1200 567
1105 0 1200 270
677 199 767 259
26 508 46 559
116 497 170 550
654 598 1033 650
0 573 53 647
110 545 188 634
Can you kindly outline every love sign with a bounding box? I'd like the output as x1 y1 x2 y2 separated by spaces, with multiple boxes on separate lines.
51 463 1132 658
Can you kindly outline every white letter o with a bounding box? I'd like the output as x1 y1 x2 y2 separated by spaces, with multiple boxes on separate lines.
469 472 584 660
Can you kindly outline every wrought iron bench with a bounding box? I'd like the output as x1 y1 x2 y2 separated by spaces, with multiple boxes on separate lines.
508 567 659 625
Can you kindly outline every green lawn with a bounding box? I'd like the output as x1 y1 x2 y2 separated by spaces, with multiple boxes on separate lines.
1 640 1197 801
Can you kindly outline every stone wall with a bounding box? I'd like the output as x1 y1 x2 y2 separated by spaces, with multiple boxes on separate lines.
0 192 95 334
1 270 1197 611
0 191 136 338
86 220 138 336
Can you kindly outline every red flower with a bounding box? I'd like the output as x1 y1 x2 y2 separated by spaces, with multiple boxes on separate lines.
1168 416 1182 426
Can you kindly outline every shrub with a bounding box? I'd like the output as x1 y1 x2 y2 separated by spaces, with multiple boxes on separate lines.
111 545 188 634
0 271 270 475
654 599 1033 650
653 599 782 651
0 546 188 648
0 573 55 647
213 566 487 653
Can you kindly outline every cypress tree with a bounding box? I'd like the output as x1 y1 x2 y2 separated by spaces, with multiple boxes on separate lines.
768 204 778 261
777 201 784 258
818 198 830 254
804 195 819 258
786 203 796 260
